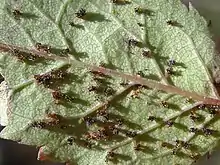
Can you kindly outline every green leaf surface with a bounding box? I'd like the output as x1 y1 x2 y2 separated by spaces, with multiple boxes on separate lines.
0 0 220 164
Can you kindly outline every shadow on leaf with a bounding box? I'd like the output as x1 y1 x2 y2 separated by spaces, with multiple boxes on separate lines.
109 113 142 130
83 12 110 22
134 144 156 154
111 103 131 115
21 12 39 19
100 61 120 70
69 22 85 30
65 38 89 60
108 153 131 164
136 134 159 143
173 122 189 132
112 0 131 5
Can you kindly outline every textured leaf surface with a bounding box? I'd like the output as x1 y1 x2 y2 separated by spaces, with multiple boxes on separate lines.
0 0 220 164
0 81 9 126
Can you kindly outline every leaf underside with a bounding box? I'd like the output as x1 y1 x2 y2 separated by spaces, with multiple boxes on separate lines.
0 0 219 165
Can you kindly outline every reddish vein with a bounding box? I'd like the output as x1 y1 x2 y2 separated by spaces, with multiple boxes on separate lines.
1 43 220 106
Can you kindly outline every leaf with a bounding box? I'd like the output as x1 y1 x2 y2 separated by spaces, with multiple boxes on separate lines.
0 0 219 164
0 81 9 126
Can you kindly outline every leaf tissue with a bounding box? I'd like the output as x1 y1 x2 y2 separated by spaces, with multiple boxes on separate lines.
0 0 220 165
